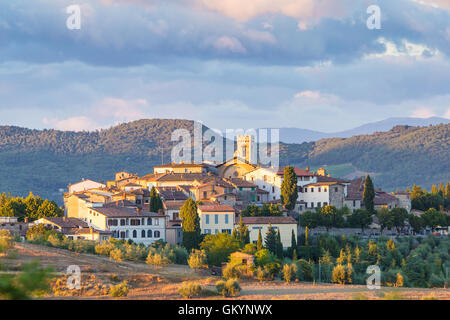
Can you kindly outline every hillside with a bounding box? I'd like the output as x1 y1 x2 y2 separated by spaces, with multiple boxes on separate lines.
0 119 448 202
277 117 450 143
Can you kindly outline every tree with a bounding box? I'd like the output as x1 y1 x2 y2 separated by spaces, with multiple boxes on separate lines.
35 200 63 219
180 198 200 252
235 215 250 246
347 209 373 232
363 175 375 214
431 184 439 195
391 207 409 233
290 229 297 258
256 229 263 251
299 210 319 230
377 208 394 235
187 249 208 271
264 224 277 255
146 252 169 270
319 205 343 231
149 186 163 213
199 233 240 266
446 182 450 199
407 214 423 234
422 208 447 230
280 166 298 211
276 229 283 259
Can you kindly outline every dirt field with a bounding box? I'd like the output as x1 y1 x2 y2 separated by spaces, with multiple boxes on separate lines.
1 242 449 300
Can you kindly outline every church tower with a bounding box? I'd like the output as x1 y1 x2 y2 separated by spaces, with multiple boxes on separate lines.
235 135 256 164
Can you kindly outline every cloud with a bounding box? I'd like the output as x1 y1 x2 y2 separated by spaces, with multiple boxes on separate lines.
43 116 98 131
411 107 437 118
193 0 353 26
213 36 247 53
42 97 149 131
443 108 450 119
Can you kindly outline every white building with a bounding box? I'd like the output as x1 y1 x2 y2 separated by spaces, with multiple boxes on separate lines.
68 179 106 194
244 167 317 201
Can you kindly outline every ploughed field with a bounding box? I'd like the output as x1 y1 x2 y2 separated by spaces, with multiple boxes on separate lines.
2 242 449 300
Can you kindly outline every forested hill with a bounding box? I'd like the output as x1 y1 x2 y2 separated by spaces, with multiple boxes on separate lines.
0 119 448 202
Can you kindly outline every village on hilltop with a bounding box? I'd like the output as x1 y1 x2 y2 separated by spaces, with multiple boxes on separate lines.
8 135 415 248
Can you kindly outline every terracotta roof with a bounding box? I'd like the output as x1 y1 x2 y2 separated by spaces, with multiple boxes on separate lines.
123 182 142 187
163 200 186 211
92 207 161 217
257 188 269 194
157 187 189 201
240 216 297 225
39 217 88 229
230 178 257 188
275 167 315 177
154 163 211 168
198 204 235 212
315 175 349 184
64 227 112 235
303 182 343 187
374 192 398 205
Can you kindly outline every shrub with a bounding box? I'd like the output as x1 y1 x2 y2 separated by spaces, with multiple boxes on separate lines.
297 259 313 281
146 253 169 270
95 241 116 256
222 263 242 280
110 248 124 262
109 281 129 297
429 274 445 288
282 264 297 283
254 267 269 282
178 281 203 299
216 279 241 297
0 230 13 252
188 249 208 270
46 234 61 247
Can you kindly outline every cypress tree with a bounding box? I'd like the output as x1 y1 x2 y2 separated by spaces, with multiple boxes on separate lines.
290 229 297 258
150 186 163 213
363 175 375 214
276 229 283 259
280 166 298 211
446 182 450 199
256 229 263 251
180 198 200 252
264 224 277 255
431 184 438 195
438 182 445 197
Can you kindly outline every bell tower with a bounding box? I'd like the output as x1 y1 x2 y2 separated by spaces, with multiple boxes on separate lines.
236 135 256 164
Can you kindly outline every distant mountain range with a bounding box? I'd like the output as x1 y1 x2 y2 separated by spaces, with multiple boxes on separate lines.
0 118 448 203
276 117 450 143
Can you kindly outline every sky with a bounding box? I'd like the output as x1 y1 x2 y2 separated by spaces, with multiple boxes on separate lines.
1 0 450 132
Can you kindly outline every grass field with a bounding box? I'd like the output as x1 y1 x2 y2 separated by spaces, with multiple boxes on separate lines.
1 242 448 300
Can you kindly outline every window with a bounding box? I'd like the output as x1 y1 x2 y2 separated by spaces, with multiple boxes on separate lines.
132 230 137 238
272 186 275 193
310 188 314 192
141 230 146 238
225 214 229 224
323 202 328 206
239 187 243 191
203 191 207 199
147 230 152 238
120 219 126 226
136 199 141 204
304 188 307 193
335 187 338 192
311 202 314 208
353 200 356 207
214 229 218 234
154 218 159 226
318 187 321 192
221 229 231 234
318 202 321 208
215 214 218 224
130 219 141 226
147 218 152 225
120 231 126 238
205 214 210 224
154 231 160 238
324 187 327 192
204 229 211 234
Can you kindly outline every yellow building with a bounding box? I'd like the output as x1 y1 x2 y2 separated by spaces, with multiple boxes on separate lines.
198 204 235 235
239 216 298 248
